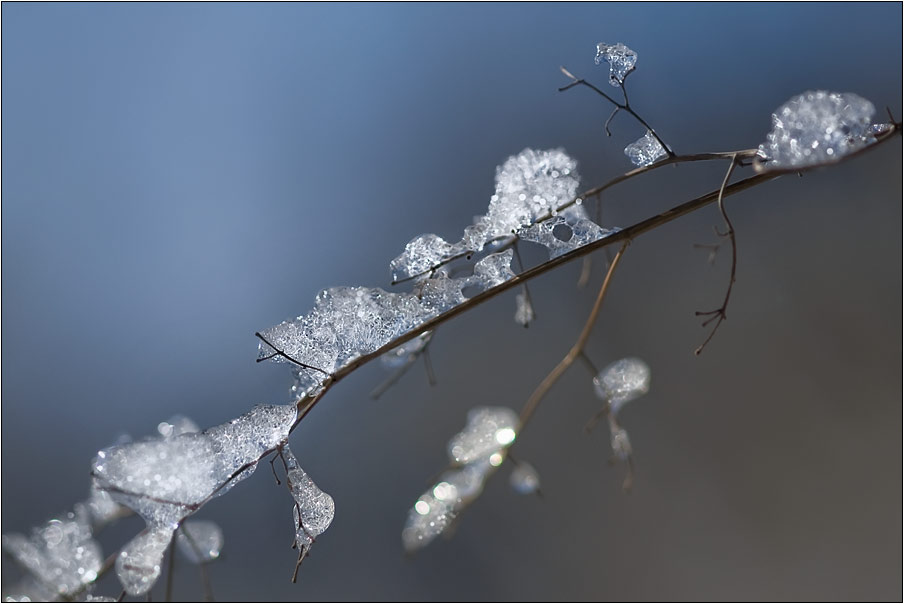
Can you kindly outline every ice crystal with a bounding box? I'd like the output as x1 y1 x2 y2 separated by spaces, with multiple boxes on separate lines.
176 520 224 563
447 406 519 464
157 415 199 439
518 205 614 259
2 515 103 598
756 91 875 170
595 42 637 87
282 446 335 556
485 148 580 240
514 291 534 327
593 357 651 414
624 131 667 167
93 404 295 531
390 234 455 283
115 527 174 596
509 461 540 495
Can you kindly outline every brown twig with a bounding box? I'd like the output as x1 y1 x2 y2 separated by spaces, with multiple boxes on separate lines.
695 153 739 354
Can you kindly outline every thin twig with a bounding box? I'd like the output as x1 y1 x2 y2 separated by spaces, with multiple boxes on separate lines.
254 332 331 376
695 154 739 354
518 243 628 430
164 536 176 602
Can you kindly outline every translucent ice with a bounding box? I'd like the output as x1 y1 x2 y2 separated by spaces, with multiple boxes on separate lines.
176 520 223 564
2 515 103 598
390 233 455 283
282 446 335 556
92 404 297 529
518 205 614 259
447 406 518 464
757 91 875 170
509 461 541 495
595 42 637 87
157 415 200 439
593 357 651 415
115 526 174 596
624 131 667 167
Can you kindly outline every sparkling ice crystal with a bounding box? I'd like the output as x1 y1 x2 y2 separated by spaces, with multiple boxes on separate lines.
757 91 875 170
624 131 667 167
595 42 637 87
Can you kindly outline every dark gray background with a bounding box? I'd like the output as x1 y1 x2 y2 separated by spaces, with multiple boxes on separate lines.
2 3 901 601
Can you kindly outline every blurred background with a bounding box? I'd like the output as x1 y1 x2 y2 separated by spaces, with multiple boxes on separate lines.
2 3 901 601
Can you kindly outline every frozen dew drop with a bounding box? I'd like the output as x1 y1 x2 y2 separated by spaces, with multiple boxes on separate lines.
595 42 637 87
593 357 651 414
402 489 457 553
509 461 541 495
624 131 667 167
176 520 224 564
756 90 875 170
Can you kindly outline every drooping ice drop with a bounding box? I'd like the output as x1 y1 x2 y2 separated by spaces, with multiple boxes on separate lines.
624 131 667 167
595 42 637 87
756 91 875 170
282 446 335 559
593 357 651 415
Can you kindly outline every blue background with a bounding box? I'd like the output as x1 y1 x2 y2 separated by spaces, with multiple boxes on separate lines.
3 3 901 600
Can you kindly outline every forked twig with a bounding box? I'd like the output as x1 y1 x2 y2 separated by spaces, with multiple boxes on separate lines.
695 153 740 354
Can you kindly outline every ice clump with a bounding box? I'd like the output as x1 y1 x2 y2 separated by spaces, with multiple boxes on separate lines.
390 234 455 283
509 461 541 495
756 91 875 170
386 148 581 284
176 520 224 563
115 527 174 596
625 131 667 167
2 515 103 598
595 42 637 87
447 406 519 464
282 446 335 559
593 357 651 415
403 406 519 552
93 404 296 529
157 415 200 439
91 405 295 594
518 205 615 259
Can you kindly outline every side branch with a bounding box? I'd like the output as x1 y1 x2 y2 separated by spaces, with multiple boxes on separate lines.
518 243 628 431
